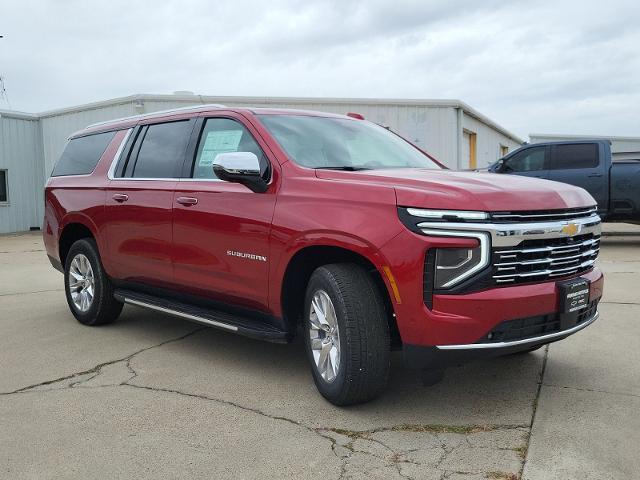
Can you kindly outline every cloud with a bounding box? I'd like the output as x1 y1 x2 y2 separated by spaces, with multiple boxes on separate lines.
0 0 638 138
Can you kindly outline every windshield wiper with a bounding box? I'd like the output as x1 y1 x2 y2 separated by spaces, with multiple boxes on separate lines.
315 166 371 171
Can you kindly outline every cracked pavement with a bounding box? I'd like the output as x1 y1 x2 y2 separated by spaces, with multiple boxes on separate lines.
1 227 639 479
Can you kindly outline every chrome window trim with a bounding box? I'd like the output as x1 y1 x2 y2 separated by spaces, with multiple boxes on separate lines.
436 311 598 350
417 214 601 248
107 128 133 180
420 229 490 288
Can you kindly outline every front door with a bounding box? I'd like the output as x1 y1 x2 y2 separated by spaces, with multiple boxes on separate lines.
500 145 550 180
104 119 195 287
172 114 277 312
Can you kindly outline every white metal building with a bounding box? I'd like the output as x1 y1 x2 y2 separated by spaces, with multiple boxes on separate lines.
0 94 523 233
530 133 640 161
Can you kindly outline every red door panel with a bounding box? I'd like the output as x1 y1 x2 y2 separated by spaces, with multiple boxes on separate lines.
104 180 176 287
172 180 276 311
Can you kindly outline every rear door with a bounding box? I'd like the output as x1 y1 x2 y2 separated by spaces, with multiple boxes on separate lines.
104 118 195 287
548 143 608 212
500 145 550 179
171 113 276 311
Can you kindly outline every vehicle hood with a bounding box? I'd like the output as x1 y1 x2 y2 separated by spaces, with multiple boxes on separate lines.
314 168 596 211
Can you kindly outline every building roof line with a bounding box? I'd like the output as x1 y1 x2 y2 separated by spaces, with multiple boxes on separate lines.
3 93 525 143
0 109 39 120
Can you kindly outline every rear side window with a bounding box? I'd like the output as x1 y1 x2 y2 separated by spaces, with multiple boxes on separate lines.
553 144 598 169
132 121 192 178
52 131 116 176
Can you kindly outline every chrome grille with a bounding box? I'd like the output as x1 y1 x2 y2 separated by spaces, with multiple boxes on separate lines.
490 206 597 223
492 233 600 284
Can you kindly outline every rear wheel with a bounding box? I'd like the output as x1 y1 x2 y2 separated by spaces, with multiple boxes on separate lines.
304 263 390 406
64 239 123 326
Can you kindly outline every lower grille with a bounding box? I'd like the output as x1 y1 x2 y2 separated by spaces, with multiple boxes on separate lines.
478 300 598 343
492 233 600 285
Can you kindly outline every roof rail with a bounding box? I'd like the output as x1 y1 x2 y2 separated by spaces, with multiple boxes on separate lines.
86 103 227 129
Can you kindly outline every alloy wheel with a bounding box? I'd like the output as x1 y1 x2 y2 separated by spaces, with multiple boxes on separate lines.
308 290 341 382
68 253 95 312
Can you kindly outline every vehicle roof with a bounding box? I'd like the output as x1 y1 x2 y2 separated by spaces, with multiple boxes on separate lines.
73 105 353 138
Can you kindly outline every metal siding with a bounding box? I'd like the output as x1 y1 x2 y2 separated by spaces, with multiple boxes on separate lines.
462 113 521 168
0 115 43 233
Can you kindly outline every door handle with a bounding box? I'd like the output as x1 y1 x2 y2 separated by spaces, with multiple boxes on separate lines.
587 173 603 178
176 196 198 206
112 193 129 203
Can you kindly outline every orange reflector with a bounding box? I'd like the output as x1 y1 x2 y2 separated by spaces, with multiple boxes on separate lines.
382 266 402 304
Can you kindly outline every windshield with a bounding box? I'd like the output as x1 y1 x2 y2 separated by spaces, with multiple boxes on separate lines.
258 114 441 170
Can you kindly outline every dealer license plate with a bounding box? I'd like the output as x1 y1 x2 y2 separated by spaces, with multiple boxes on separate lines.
558 278 590 314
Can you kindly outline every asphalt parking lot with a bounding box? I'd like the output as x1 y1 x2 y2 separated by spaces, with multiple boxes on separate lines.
1 227 638 480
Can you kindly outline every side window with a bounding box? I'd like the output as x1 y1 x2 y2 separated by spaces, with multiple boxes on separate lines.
192 118 269 180
131 121 192 179
0 169 8 203
553 144 598 170
504 147 546 172
52 131 116 176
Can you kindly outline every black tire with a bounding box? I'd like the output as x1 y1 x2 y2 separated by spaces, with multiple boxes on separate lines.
64 238 123 326
303 263 390 406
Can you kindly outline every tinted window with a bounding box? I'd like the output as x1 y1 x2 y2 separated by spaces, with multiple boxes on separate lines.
554 144 598 169
132 121 192 178
52 131 116 176
0 170 7 203
259 115 440 170
193 118 268 180
504 147 546 172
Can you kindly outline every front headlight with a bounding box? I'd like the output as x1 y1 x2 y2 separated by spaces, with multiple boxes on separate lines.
398 207 491 289
434 246 486 288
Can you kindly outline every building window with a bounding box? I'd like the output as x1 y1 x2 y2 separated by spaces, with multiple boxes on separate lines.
0 170 8 204
500 145 509 157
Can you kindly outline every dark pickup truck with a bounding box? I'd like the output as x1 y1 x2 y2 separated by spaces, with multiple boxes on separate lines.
488 140 640 223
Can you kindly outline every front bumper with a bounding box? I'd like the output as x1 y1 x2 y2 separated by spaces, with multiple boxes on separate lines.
379 227 604 347
403 308 599 369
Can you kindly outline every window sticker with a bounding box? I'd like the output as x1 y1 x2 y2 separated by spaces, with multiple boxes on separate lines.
198 130 243 166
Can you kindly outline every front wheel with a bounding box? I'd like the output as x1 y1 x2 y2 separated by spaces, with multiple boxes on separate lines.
64 238 123 326
304 263 390 406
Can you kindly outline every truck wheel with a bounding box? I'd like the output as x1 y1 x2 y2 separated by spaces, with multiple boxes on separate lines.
64 239 123 326
304 263 390 406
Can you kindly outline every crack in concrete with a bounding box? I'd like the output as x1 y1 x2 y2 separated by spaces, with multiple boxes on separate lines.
0 327 206 395
600 300 640 306
0 249 45 253
541 383 640 399
0 288 63 297
519 343 549 478
1 322 531 480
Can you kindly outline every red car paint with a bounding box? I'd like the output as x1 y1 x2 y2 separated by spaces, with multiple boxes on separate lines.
43 106 603 353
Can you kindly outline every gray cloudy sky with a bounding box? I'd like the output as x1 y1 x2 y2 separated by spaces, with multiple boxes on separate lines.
1 0 639 139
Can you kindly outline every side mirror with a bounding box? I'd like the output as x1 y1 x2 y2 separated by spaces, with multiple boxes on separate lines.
212 152 268 193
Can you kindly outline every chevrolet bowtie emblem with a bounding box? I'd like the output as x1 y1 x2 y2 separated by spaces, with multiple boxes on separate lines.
561 223 580 236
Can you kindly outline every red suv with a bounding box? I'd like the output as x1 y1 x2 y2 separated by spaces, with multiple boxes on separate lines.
43 105 604 405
